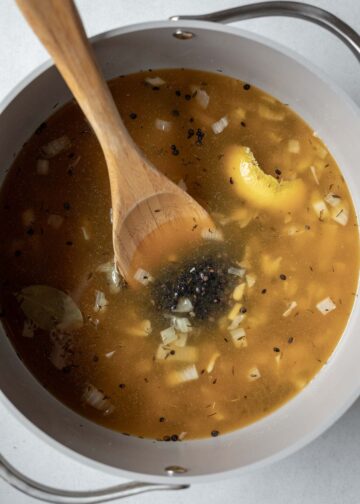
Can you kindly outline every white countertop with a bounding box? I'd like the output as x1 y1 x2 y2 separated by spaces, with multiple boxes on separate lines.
0 0 359 502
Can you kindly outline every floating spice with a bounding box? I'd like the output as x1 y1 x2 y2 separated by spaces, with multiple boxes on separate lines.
171 144 180 156
152 246 238 320
196 128 205 145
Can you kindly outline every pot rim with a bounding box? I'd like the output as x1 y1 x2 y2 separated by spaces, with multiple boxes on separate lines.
0 18 359 485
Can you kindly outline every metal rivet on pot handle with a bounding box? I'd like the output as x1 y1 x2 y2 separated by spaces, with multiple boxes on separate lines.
0 454 189 503
170 1 360 62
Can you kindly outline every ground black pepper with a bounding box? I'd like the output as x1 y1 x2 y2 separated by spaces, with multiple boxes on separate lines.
279 274 287 281
211 430 219 437
152 248 237 320
129 112 137 120
243 83 251 90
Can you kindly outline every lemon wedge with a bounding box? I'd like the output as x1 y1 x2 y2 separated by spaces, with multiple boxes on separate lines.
226 145 306 211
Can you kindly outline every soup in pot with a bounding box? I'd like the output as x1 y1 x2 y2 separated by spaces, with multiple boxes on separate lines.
0 68 358 441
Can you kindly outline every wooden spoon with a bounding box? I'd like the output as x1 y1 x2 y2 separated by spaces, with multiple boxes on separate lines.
17 0 214 284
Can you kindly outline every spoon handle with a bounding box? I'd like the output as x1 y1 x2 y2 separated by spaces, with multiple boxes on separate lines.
16 0 153 197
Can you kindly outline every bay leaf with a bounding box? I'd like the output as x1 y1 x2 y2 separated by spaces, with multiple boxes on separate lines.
16 285 83 331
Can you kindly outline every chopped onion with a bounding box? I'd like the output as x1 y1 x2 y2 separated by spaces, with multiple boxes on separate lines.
201 227 224 242
82 384 114 415
261 255 282 275
211 116 228 135
196 89 210 109
178 179 188 192
36 158 49 175
155 118 172 132
258 104 285 121
96 260 122 293
167 364 199 386
133 268 154 286
156 345 170 360
206 352 220 373
22 319 36 338
171 316 192 333
312 200 328 219
316 297 336 315
232 283 246 301
288 139 300 154
47 214 64 229
227 313 245 330
309 165 319 185
178 431 187 440
282 301 297 317
145 76 165 86
246 273 256 288
228 266 245 278
314 143 328 159
286 225 304 236
230 328 247 348
105 350 115 359
247 366 261 381
161 326 177 345
228 302 241 321
49 331 72 370
94 290 109 312
275 353 283 366
156 345 198 362
127 320 152 337
331 206 348 226
174 333 188 347
109 208 113 224
234 106 246 120
22 208 35 227
324 193 341 207
173 297 193 313
81 226 90 241
41 135 71 158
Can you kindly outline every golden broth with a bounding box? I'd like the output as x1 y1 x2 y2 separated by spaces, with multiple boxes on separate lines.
0 69 358 441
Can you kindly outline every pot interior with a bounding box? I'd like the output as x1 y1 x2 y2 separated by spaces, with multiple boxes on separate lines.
0 21 359 483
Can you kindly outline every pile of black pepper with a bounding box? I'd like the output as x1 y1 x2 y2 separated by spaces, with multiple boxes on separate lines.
152 247 238 320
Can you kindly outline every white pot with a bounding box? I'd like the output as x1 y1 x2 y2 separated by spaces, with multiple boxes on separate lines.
0 2 359 501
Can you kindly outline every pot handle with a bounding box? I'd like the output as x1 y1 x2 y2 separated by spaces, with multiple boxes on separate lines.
0 454 188 503
170 1 360 62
